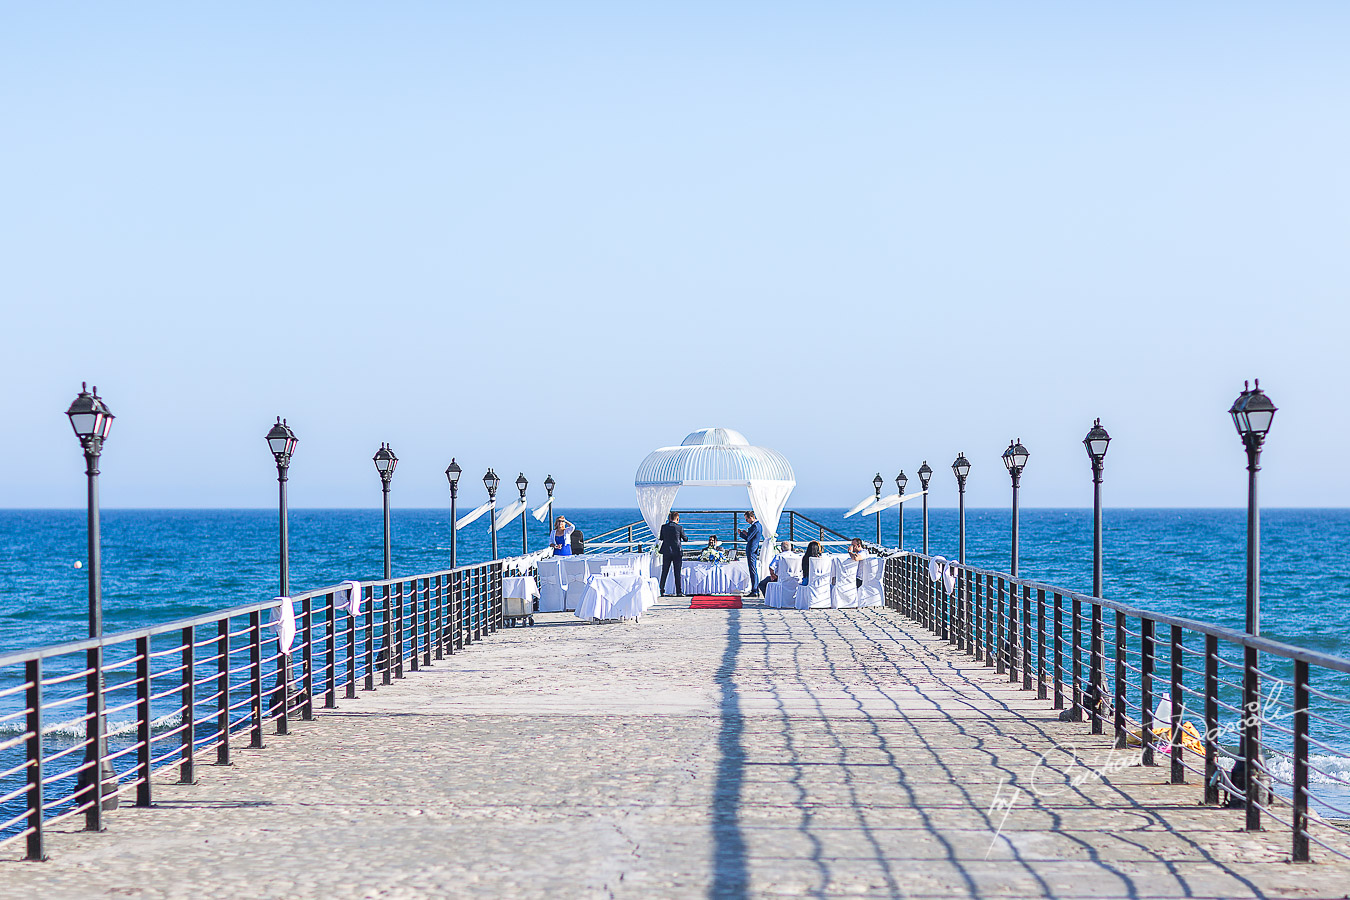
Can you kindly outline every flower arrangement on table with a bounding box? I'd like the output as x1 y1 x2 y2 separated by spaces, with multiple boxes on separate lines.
698 547 726 563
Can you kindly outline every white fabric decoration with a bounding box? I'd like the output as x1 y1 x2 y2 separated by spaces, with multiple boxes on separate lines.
494 498 527 531
532 496 554 523
844 494 877 519
340 580 363 617
455 499 494 531
270 596 296 655
942 563 958 595
859 489 928 517
929 555 947 581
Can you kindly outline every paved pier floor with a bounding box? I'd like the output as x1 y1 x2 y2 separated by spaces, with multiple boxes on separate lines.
4 605 1350 899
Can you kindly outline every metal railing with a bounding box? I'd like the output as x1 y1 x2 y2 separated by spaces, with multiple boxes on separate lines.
0 554 540 861
881 552 1350 863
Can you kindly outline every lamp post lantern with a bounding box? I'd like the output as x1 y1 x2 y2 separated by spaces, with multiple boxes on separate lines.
951 454 970 564
265 418 298 597
1230 381 1276 636
895 470 908 550
445 459 462 568
483 468 500 559
373 444 398 580
544 474 556 526
516 473 529 553
917 461 932 555
66 383 117 828
1083 420 1111 599
1230 380 1276 833
1001 439 1030 577
872 473 884 546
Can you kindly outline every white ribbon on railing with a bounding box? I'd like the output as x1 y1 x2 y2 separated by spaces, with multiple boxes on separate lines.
339 580 363 617
532 496 554 523
844 493 877 519
270 596 297 654
927 556 959 596
455 500 494 531
859 489 927 517
495 498 527 531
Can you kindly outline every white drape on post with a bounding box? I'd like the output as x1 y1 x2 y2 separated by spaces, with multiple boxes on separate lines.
636 484 682 539
746 479 794 574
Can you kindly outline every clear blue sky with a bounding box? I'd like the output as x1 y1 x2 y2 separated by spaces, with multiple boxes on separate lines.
2 3 1346 510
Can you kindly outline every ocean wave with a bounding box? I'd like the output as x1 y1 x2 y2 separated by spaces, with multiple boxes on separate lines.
0 710 186 742
1266 753 1350 787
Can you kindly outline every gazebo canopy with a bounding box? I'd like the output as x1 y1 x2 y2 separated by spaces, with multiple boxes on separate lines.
635 428 795 563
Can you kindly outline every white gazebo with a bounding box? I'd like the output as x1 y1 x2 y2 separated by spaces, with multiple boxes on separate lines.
634 427 796 571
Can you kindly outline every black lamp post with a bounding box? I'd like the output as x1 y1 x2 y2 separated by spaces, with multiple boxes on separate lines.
483 468 500 559
1230 379 1276 833
265 418 298 597
1230 381 1276 636
445 459 461 568
1083 420 1111 598
872 473 884 546
373 444 398 579
544 474 556 525
951 454 970 564
516 473 529 553
66 383 117 828
918 461 932 555
895 470 908 550
1001 439 1030 577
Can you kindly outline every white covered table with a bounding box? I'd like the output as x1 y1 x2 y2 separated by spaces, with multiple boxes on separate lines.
502 576 539 622
661 560 751 595
574 574 660 621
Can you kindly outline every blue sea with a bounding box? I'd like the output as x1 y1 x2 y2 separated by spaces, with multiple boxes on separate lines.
1 507 1348 832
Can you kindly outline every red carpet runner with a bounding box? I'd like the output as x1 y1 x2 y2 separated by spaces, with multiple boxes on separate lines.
688 596 743 609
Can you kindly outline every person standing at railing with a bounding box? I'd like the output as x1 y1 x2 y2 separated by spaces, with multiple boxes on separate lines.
659 511 689 596
550 516 574 556
739 511 763 597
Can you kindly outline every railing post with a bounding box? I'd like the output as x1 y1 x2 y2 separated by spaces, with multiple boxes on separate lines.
83 641 106 831
180 625 196 783
1293 659 1310 862
324 592 337 709
249 610 264 748
972 572 983 661
1242 644 1262 831
135 635 151 806
1052 592 1064 709
24 658 46 860
423 578 433 666
434 574 445 661
1204 634 1219 805
382 586 393 685
1171 625 1184 784
407 581 418 673
275 640 289 736
345 598 357 700
1114 611 1127 748
301 595 314 720
1070 596 1083 720
1141 617 1155 767
985 574 995 667
364 587 376 691
1090 604 1104 734
216 618 231 765
1021 585 1032 691
996 577 1006 675
396 582 406 678
1036 588 1046 700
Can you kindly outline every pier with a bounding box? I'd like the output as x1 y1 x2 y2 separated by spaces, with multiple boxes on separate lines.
3 528 1350 899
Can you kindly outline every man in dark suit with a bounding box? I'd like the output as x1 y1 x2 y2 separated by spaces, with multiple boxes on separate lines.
739 511 763 597
659 511 688 596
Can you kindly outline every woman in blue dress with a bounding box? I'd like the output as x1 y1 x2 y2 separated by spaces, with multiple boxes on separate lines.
550 516 574 556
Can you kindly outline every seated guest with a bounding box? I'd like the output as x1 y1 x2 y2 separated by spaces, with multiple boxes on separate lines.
570 528 585 555
758 541 797 595
800 540 824 582
698 535 725 563
848 538 869 561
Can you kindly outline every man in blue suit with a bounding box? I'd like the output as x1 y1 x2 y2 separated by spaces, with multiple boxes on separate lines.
739 511 763 597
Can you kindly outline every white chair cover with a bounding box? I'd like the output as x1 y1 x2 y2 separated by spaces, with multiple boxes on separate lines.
795 556 833 609
856 557 885 607
773 552 802 582
831 557 860 608
537 559 566 612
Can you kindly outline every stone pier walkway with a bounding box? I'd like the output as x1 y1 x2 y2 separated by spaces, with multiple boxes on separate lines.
4 605 1349 899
